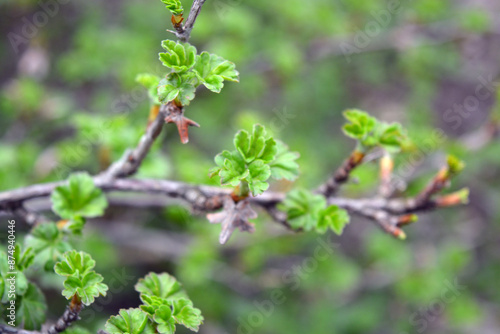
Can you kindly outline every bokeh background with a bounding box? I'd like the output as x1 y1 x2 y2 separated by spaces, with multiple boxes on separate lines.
1 0 500 333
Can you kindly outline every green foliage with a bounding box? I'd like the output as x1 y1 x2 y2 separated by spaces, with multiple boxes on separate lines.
159 41 197 72
158 73 196 106
193 52 239 93
210 124 299 196
54 251 108 306
105 308 155 334
160 0 183 16
105 273 203 333
278 189 350 235
24 223 72 270
51 172 108 220
342 109 407 153
156 40 239 105
15 283 47 330
135 272 188 301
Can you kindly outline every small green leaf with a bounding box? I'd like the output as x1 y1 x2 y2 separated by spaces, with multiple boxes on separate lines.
160 0 183 15
16 283 47 330
171 298 204 332
245 159 271 196
269 140 300 181
159 40 197 72
278 189 327 231
317 205 350 235
61 271 108 306
51 172 108 220
105 308 155 334
158 73 196 106
135 272 188 301
376 122 406 153
153 305 176 334
234 124 277 163
342 109 377 141
193 51 239 93
54 250 96 277
24 223 72 269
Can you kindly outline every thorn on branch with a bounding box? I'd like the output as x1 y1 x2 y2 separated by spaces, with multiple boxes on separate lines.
206 196 257 244
164 103 200 144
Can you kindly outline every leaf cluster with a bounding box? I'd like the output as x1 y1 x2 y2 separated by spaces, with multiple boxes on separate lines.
278 189 350 235
209 124 300 196
54 250 108 306
156 40 239 106
105 272 203 334
342 109 407 153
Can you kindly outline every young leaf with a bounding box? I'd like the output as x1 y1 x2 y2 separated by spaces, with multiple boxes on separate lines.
193 51 239 93
54 250 96 277
160 0 183 16
376 122 406 153
269 140 300 181
51 172 108 220
16 283 47 330
158 72 196 106
159 40 197 72
24 223 72 269
153 305 176 334
278 189 326 231
316 205 350 235
171 298 204 332
342 109 377 141
234 124 276 163
135 272 188 301
61 271 108 305
246 159 271 196
105 308 155 334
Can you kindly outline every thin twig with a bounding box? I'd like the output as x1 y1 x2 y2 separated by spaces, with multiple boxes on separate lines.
176 0 207 42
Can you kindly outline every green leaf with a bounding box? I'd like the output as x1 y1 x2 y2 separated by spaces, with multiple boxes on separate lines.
342 109 377 142
171 298 204 332
193 51 239 93
376 122 406 153
105 308 155 334
16 283 47 330
135 272 188 301
153 305 176 334
278 189 327 231
245 159 271 196
160 0 183 15
54 250 96 277
158 72 196 106
269 140 300 181
234 124 276 163
317 205 350 235
159 40 197 72
24 223 72 268
51 172 108 220
215 150 248 187
61 271 108 306
0 251 29 301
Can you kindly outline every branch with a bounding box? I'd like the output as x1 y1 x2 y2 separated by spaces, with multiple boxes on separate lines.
316 149 365 197
175 0 207 43
100 104 170 179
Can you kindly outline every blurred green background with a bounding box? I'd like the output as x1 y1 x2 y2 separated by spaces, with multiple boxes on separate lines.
1 0 500 333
